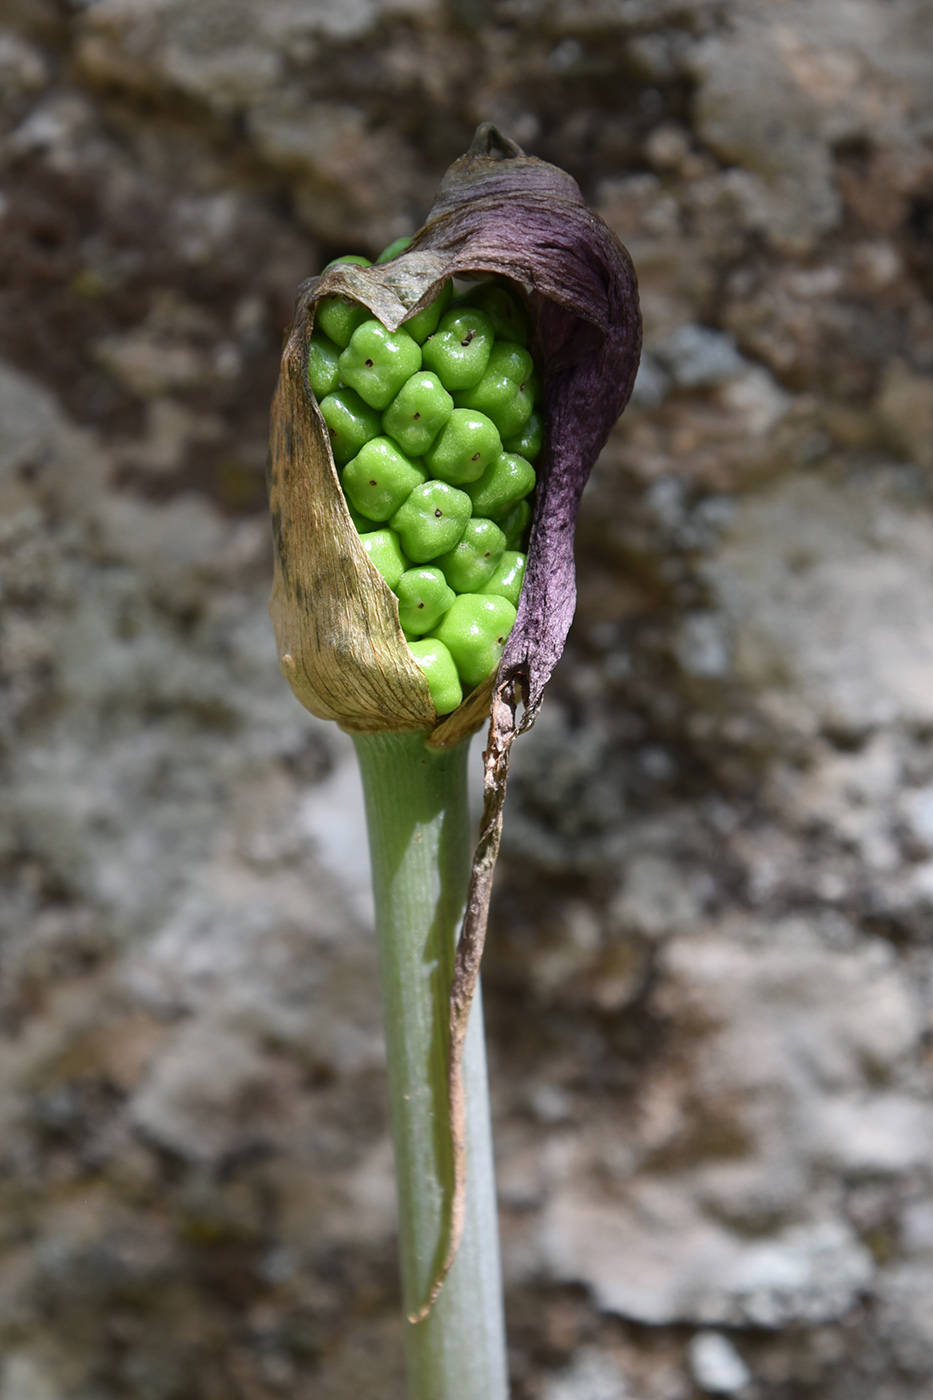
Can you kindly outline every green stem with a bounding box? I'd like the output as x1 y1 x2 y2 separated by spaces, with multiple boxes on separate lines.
351 730 509 1400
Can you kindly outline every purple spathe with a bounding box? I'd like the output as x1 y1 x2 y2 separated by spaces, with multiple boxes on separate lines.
412 123 642 719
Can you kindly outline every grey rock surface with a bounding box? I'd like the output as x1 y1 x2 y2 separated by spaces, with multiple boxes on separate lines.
687 1333 751 1396
540 1347 628 1400
2 1 933 1397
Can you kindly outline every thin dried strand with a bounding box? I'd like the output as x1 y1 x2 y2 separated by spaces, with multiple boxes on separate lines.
411 685 518 1321
408 127 640 1317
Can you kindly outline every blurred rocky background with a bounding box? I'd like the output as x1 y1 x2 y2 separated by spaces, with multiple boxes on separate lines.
2 1 933 1396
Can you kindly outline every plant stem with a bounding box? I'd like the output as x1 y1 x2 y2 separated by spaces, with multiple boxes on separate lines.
352 730 509 1400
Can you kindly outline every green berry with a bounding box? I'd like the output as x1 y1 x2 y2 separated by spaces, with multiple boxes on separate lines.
502 407 544 462
479 550 526 607
463 339 532 385
496 363 537 441
318 387 382 465
376 237 411 263
382 372 453 457
406 638 463 715
342 437 426 521
431 594 517 690
323 254 372 269
307 331 342 400
498 498 532 549
346 500 380 533
390 481 472 563
359 528 408 589
437 517 506 593
458 282 529 345
464 451 536 520
453 342 536 438
403 280 454 345
424 408 502 485
315 297 370 349
421 308 495 390
338 320 422 410
396 566 456 634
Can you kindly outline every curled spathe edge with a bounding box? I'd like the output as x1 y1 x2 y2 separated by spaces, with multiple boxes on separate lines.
267 123 641 1320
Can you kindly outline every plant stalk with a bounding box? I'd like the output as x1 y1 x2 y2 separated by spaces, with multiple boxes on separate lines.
352 730 509 1400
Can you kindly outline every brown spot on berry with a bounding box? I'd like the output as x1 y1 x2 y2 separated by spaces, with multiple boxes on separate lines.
434 509 443 518
365 358 374 367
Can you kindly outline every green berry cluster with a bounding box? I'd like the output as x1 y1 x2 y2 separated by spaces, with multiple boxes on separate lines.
310 251 542 716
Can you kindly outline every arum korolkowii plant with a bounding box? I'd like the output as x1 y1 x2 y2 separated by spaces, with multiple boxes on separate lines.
268 123 641 1400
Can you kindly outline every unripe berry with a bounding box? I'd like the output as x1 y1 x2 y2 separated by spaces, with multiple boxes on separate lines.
479 550 526 607
396 566 456 635
453 342 535 438
457 282 529 345
424 409 502 485
342 438 427 522
346 499 380 533
315 296 370 348
359 528 409 589
406 637 463 715
437 517 506 593
391 481 472 562
403 280 454 344
307 331 341 400
376 237 411 263
421 308 495 390
464 452 536 521
319 387 382 465
498 498 532 550
431 594 517 690
502 407 544 462
338 321 423 410
382 372 454 457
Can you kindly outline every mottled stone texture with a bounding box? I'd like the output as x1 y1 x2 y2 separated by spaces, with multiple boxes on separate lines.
2 2 933 1397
